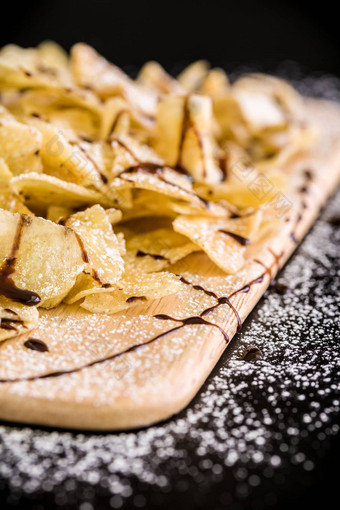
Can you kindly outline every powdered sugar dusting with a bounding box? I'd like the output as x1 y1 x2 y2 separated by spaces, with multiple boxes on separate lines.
0 185 339 509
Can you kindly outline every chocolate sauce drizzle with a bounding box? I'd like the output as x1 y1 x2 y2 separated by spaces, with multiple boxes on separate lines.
0 216 41 306
136 250 167 261
218 230 250 246
0 250 282 384
0 318 24 331
289 168 313 243
118 163 209 208
24 339 49 353
241 345 263 361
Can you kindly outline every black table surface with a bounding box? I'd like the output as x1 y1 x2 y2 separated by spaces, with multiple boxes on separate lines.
0 84 340 510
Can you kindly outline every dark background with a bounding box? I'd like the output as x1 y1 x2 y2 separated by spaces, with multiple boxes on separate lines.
1 0 339 77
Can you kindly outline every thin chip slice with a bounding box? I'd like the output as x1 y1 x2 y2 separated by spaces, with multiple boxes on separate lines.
81 270 184 314
0 209 86 308
100 97 130 140
63 272 112 305
153 94 222 184
173 211 262 274
0 296 39 342
62 205 125 286
177 60 210 93
111 165 211 212
138 61 183 95
11 173 113 214
0 159 32 214
0 106 43 175
124 228 200 272
27 118 104 188
70 43 157 118
179 94 222 184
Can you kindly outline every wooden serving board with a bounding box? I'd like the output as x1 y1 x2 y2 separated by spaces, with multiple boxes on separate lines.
0 98 340 431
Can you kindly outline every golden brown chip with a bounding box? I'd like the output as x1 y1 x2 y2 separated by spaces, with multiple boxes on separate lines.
0 159 32 214
0 106 43 175
0 209 86 308
27 118 104 188
177 60 210 93
138 61 183 94
11 173 113 214
81 270 184 314
70 43 157 118
153 94 222 184
124 228 200 272
173 211 262 274
62 205 125 286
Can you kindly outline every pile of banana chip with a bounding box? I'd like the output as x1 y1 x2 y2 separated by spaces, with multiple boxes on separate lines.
0 42 315 340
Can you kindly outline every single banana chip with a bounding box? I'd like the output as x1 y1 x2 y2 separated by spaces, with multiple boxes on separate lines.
0 106 43 175
81 270 184 314
62 205 125 286
124 228 200 272
11 172 112 214
173 211 262 274
0 159 32 214
0 209 86 308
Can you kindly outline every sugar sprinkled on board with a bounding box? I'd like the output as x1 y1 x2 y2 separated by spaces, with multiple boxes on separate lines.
0 186 339 509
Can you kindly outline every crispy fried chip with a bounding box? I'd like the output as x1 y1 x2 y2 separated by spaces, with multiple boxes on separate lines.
177 60 210 93
138 61 183 95
124 228 200 272
0 296 39 342
173 211 262 274
70 43 157 118
0 159 32 214
11 173 112 214
81 270 184 314
0 209 86 308
62 205 125 286
0 106 43 175
27 118 104 188
153 94 222 184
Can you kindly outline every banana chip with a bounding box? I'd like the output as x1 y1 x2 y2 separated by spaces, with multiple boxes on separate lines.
0 159 32 214
62 205 125 286
81 270 184 314
124 228 200 272
0 106 43 175
11 173 112 214
0 209 86 308
173 211 262 274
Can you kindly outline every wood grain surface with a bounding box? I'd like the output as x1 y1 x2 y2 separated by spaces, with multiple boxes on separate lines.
0 98 339 430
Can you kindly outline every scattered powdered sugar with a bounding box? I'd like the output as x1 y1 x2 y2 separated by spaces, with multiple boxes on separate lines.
0 187 339 510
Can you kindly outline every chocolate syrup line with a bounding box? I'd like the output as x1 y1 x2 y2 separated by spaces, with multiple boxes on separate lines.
178 276 242 330
176 96 189 168
77 145 107 184
112 137 140 162
218 230 250 246
0 216 41 306
0 324 184 384
154 314 228 342
118 163 209 207
289 169 313 243
136 250 168 261
0 250 282 384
